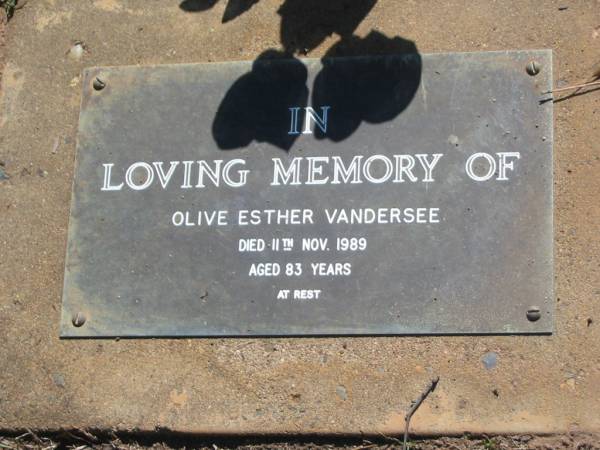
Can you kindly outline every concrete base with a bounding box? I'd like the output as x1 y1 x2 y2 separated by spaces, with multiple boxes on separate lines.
1 0 599 435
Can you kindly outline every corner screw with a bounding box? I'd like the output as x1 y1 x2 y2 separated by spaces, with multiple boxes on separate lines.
72 312 86 327
526 61 541 76
526 306 541 322
93 77 106 91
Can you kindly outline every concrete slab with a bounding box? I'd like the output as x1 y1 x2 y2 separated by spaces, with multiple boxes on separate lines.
0 0 599 435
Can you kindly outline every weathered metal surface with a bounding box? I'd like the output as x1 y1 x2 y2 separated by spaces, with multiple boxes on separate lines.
61 50 553 337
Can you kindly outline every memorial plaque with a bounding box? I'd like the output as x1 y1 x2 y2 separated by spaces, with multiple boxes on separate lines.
61 50 553 337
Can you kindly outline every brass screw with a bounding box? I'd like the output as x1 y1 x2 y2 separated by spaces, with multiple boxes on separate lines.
93 77 106 91
526 61 541 76
526 306 541 322
72 312 86 327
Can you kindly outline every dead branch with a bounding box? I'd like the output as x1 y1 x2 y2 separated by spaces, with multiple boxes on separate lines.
403 377 440 450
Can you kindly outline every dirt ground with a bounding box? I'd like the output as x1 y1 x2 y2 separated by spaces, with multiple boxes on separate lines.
3 431 600 450
0 9 5 105
1 0 600 445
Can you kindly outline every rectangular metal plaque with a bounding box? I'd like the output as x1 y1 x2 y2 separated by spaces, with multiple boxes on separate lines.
61 50 553 337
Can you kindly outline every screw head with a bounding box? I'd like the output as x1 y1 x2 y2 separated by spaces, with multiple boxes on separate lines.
72 312 86 327
526 61 541 76
526 306 541 322
92 77 106 91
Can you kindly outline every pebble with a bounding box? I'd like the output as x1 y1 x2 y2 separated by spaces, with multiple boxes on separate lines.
52 373 65 388
0 166 8 181
335 385 348 401
52 137 60 154
482 352 498 370
68 42 85 60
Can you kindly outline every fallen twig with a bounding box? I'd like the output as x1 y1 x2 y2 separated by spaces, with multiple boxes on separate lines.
378 432 403 446
0 439 16 450
24 429 45 447
403 377 440 450
354 439 377 450
75 429 99 444
542 79 600 95
59 429 98 446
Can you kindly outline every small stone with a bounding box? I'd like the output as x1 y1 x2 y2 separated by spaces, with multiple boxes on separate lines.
52 373 65 388
37 168 48 178
482 352 498 370
68 42 85 60
52 137 60 154
0 166 8 181
335 385 348 401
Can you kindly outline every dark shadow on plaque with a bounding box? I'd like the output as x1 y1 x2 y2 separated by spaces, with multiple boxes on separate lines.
211 50 308 151
180 0 421 150
312 31 421 142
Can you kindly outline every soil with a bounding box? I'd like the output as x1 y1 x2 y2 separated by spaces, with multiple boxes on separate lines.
1 0 600 444
0 10 5 89
2 432 600 450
